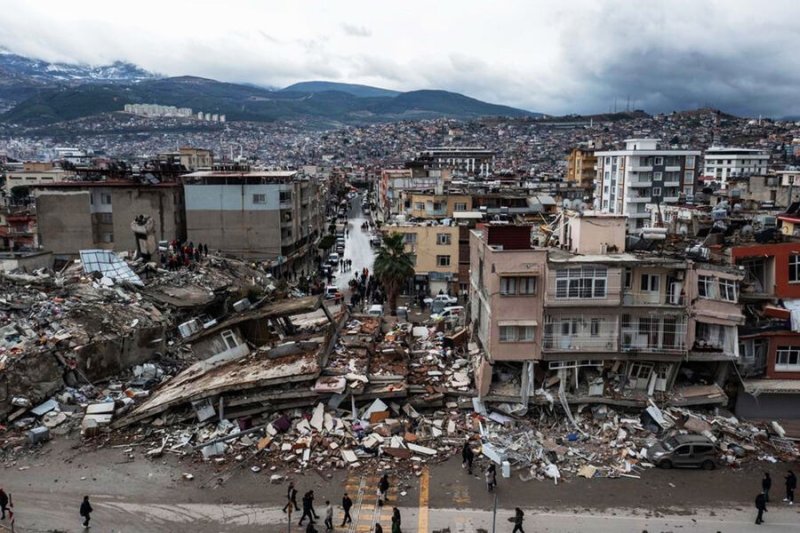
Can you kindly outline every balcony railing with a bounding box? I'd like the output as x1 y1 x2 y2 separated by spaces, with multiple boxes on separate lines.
627 196 651 203
629 181 652 188
622 291 685 306
542 334 618 352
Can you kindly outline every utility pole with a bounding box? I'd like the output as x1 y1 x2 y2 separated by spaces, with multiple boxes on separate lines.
789 175 795 209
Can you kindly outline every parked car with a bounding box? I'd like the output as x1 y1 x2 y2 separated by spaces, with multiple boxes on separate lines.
424 294 458 306
430 305 465 321
367 304 384 317
647 435 717 470
324 285 341 300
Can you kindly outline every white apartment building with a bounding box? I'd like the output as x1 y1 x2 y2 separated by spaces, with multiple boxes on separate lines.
595 139 700 233
702 147 769 189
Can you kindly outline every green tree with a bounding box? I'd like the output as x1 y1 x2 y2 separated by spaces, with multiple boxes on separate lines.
373 232 415 316
319 234 337 251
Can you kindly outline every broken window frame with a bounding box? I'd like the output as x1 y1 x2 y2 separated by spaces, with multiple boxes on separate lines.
221 329 239 351
719 278 738 302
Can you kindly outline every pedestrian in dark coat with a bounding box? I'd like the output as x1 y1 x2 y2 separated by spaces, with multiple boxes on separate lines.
391 507 401 533
283 481 299 512
306 521 318 533
0 489 8 519
763 473 772 502
80 495 93 528
299 491 316 526
785 470 796 504
374 523 383 533
512 507 525 533
462 441 474 474
340 493 353 526
378 474 390 507
755 492 767 524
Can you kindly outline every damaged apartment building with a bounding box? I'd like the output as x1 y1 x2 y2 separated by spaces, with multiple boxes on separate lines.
469 213 744 410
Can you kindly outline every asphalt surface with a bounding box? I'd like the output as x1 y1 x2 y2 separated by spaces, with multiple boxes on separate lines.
335 195 375 296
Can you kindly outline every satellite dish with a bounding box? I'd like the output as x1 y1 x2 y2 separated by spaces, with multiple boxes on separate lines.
562 199 571 208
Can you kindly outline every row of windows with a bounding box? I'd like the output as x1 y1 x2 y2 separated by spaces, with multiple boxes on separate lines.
499 325 535 343
500 277 537 296
698 275 738 302
412 202 468 211
776 347 800 371
555 267 608 299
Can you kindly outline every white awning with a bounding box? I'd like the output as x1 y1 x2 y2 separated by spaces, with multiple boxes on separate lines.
452 212 483 219
498 320 538 327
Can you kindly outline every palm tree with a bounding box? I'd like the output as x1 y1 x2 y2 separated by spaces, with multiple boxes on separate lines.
373 232 415 316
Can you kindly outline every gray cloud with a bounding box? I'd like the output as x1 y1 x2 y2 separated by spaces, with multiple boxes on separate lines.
341 23 372 37
0 0 798 117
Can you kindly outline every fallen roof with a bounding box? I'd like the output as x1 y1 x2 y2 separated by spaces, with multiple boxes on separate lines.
116 342 323 427
184 295 322 342
743 379 800 395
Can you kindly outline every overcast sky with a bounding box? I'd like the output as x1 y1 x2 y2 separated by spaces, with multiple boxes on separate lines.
1 0 798 117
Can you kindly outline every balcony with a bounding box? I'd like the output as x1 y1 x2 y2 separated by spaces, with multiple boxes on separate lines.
542 334 618 352
627 196 651 203
628 181 652 188
425 209 447 217
628 211 651 218
663 196 680 203
663 180 681 187
665 166 681 172
622 291 685 307
630 165 653 172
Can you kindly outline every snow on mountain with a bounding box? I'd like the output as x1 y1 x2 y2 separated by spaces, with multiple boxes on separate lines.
0 49 159 83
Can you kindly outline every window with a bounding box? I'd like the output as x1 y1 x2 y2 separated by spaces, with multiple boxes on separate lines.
683 186 694 196
652 187 662 197
693 445 714 454
518 277 537 295
279 191 292 204
791 254 800 283
499 326 516 342
500 277 517 295
454 202 467 211
555 266 608 299
100 213 113 224
590 318 601 336
624 268 632 289
499 326 535 343
253 194 267 204
101 233 113 243
640 274 660 292
685 155 695 168
776 347 800 371
654 157 664 166
414 202 424 210
221 329 239 351
629 361 654 379
719 278 737 302
436 255 451 267
674 446 691 457
560 319 579 336
698 275 714 298
403 233 417 245
653 172 663 181
101 193 112 205
437 233 451 245
684 171 694 183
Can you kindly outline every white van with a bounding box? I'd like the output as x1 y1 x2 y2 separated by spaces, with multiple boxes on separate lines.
328 253 340 266
431 306 465 321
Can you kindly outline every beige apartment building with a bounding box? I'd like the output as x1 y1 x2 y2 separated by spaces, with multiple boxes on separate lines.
406 193 472 219
385 223 459 295
5 162 77 193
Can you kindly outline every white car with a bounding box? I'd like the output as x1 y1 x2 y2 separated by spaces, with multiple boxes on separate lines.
424 294 458 306
431 306 465 321
367 304 384 317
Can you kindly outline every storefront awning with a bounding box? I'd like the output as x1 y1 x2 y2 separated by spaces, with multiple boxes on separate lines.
498 320 538 327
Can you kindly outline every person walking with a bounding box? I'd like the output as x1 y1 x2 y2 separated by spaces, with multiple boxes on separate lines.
375 523 383 533
324 501 333 531
486 464 497 491
340 493 353 527
299 491 316 526
763 473 772 502
283 481 299 513
306 522 319 533
0 489 8 520
755 491 768 525
80 495 93 528
462 441 474 475
378 474 390 507
512 507 525 533
391 507 401 533
485 466 494 492
785 470 796 504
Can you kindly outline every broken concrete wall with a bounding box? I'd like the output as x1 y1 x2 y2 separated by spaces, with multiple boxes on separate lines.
0 352 63 419
475 356 492 397
190 328 249 361
75 326 167 382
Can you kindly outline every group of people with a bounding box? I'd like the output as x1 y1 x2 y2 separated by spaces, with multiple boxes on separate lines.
339 258 354 272
284 479 402 533
159 241 209 271
756 470 796 525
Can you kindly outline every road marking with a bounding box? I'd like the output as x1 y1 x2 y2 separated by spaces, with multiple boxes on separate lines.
418 466 430 533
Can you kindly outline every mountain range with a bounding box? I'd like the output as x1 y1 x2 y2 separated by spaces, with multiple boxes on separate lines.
0 50 539 126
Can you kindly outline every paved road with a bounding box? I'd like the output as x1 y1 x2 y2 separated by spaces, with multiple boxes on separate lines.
335 195 375 294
